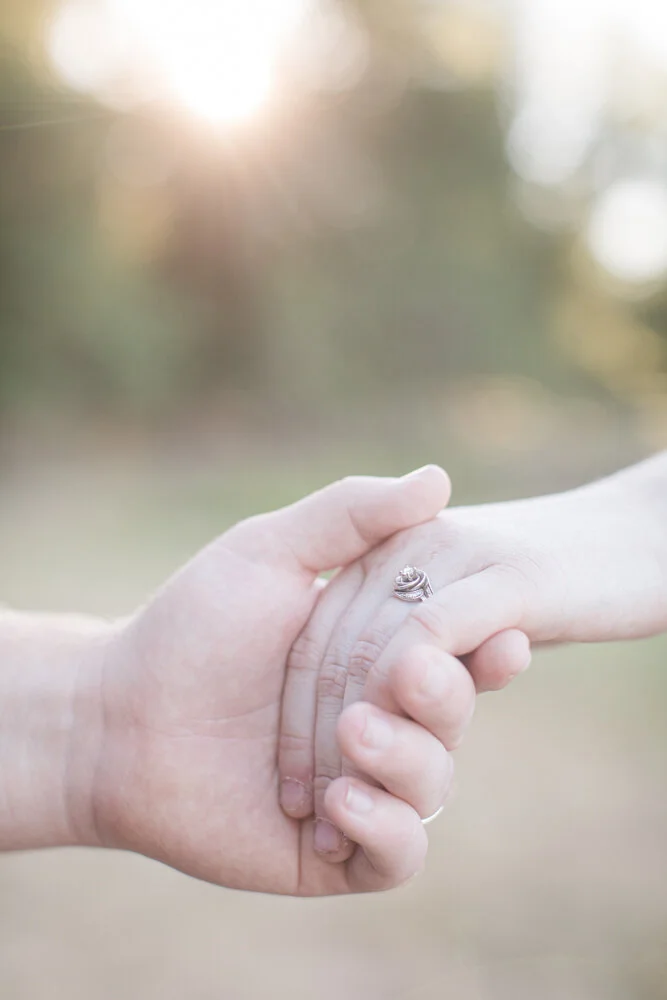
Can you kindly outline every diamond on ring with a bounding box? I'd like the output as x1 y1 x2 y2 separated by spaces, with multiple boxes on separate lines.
393 565 434 603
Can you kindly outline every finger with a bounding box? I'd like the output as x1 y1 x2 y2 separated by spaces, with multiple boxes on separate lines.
324 778 428 892
464 629 532 693
279 566 364 819
338 546 488 737
337 702 453 820
279 471 450 822
364 568 524 706
302 517 473 838
310 586 404 839
277 467 449 820
336 629 517 812
342 598 411 712
312 647 469 862
389 646 476 750
230 466 451 576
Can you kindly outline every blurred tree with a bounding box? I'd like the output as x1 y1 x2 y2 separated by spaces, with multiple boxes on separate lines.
0 0 665 438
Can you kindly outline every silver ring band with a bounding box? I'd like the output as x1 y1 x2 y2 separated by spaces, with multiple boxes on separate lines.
421 805 444 826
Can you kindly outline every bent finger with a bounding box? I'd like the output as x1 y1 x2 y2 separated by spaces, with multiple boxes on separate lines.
337 702 453 820
324 778 428 893
390 646 477 750
464 628 531 693
364 568 524 706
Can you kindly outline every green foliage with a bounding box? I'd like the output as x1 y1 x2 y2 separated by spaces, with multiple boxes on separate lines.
0 0 664 434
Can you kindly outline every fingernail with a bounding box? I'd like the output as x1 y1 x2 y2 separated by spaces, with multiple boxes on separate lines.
314 818 343 854
280 778 309 815
345 784 375 815
362 714 394 750
402 464 440 481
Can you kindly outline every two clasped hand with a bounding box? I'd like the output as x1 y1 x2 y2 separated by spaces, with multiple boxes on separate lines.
279 454 667 865
5 466 514 897
3 452 665 898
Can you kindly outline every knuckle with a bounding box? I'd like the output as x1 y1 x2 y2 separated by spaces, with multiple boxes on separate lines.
334 475 360 498
317 660 349 703
392 648 426 697
289 630 322 674
337 701 366 741
313 769 340 797
396 653 474 748
278 729 312 756
410 602 447 644
442 687 475 748
393 653 428 711
452 669 476 719
348 631 388 679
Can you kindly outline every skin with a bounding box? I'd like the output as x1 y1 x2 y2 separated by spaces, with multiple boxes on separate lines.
0 467 523 896
279 452 667 862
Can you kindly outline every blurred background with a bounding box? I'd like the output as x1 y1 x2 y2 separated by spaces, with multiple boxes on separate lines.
1 0 667 997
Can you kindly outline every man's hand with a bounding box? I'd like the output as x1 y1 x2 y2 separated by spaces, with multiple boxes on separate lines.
88 468 462 895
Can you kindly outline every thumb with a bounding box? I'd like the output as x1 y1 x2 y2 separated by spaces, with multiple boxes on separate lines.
229 466 451 576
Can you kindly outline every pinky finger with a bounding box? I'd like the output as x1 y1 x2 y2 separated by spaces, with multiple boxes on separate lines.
324 777 427 893
464 629 531 694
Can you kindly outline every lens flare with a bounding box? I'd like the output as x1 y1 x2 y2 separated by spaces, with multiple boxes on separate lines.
48 0 312 125
587 180 667 285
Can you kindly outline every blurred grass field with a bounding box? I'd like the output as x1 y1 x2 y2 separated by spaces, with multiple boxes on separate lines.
1 443 666 1000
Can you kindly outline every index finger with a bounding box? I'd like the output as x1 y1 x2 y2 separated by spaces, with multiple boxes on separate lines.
364 567 524 709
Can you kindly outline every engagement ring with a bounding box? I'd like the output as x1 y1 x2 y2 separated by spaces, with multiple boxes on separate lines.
393 565 434 603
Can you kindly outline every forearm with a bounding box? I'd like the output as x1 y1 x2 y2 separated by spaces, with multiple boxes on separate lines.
399 450 667 648
586 450 667 611
0 609 109 851
532 451 667 640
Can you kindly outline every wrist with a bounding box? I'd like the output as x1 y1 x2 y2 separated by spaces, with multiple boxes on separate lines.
0 610 112 851
582 453 667 635
596 452 667 560
617 451 667 522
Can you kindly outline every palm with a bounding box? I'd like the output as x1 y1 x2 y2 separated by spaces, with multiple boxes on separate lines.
97 470 452 895
101 542 364 895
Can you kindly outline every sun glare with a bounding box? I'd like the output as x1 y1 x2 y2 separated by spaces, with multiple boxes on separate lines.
586 180 667 286
48 0 311 125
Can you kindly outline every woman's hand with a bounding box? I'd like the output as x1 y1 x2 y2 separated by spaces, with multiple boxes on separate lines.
278 456 667 853
87 468 467 895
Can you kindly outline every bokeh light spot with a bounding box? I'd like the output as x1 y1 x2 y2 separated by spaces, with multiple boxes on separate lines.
47 0 315 126
586 180 667 285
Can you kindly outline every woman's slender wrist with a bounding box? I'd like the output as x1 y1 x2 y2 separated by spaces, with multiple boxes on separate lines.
583 452 667 635
619 451 667 519
0 610 111 851
603 452 667 559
